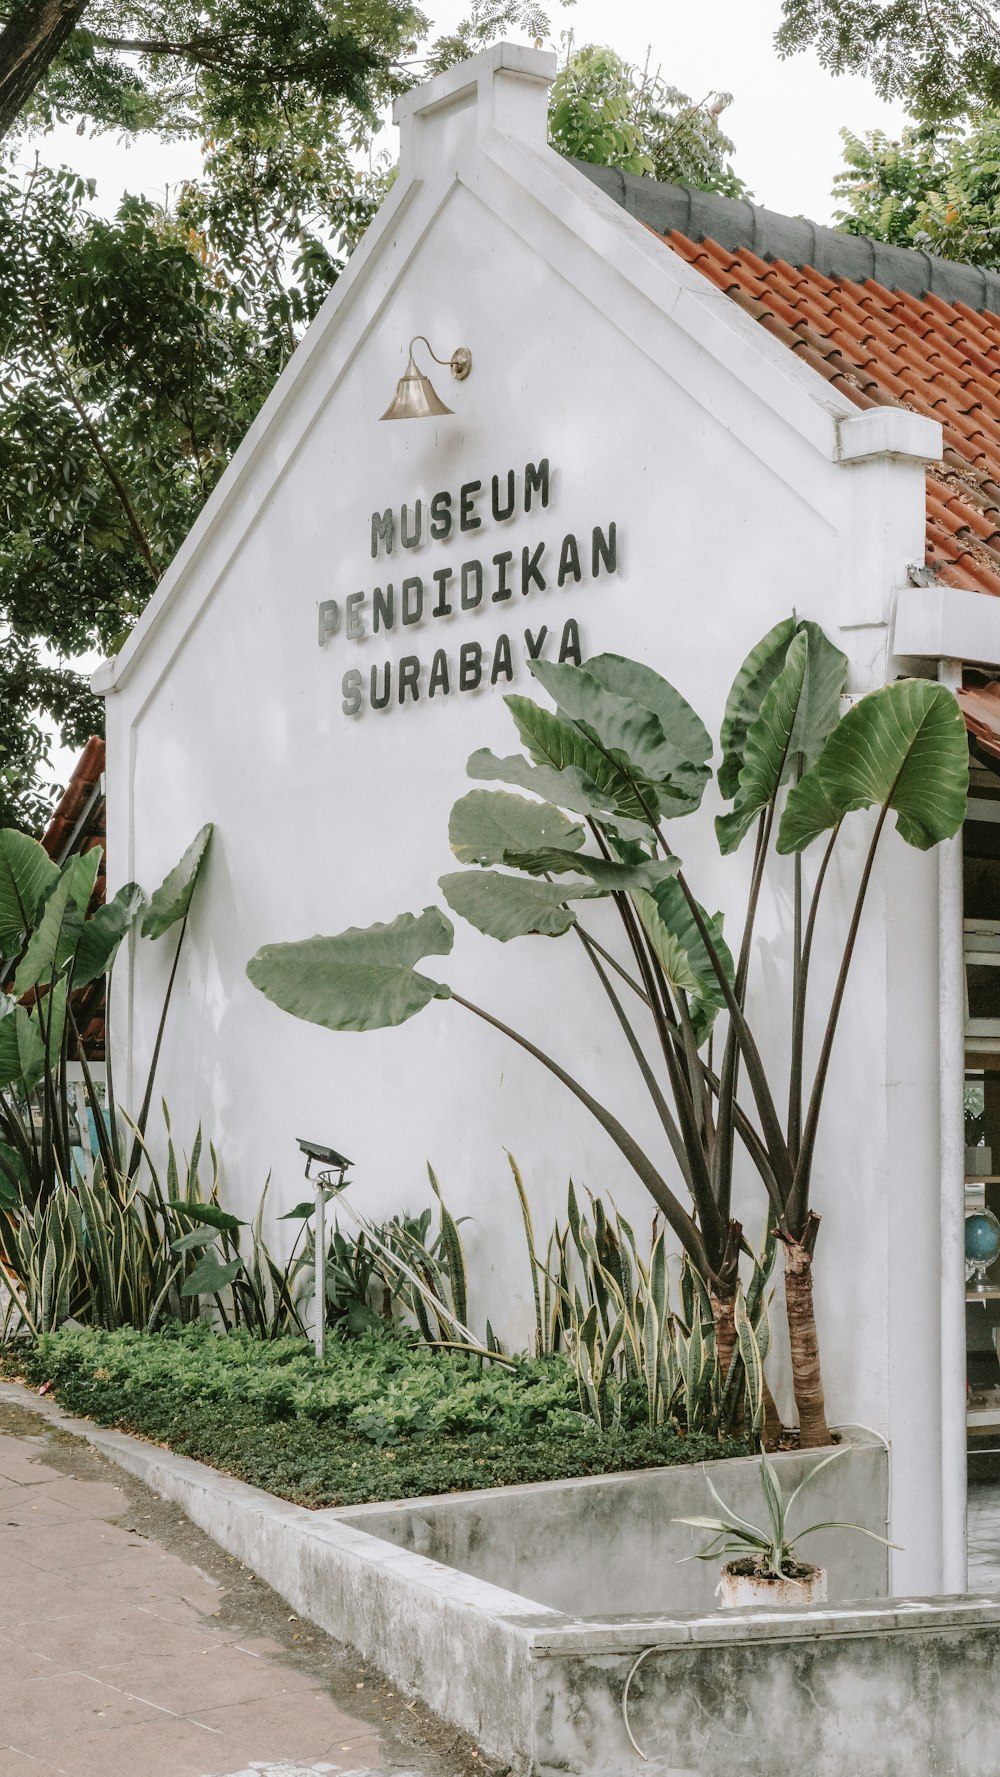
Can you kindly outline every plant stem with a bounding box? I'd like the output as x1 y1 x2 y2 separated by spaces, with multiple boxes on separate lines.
789 805 890 1232
449 992 714 1278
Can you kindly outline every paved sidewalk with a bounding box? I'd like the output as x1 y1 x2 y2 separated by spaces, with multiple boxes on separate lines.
0 1398 505 1777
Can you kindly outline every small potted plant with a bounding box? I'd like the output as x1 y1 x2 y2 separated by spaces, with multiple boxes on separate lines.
674 1448 896 1607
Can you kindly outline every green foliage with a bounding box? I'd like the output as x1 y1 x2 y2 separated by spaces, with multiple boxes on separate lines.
0 823 212 1226
776 0 1000 120
247 907 454 1031
777 679 969 854
834 111 1000 268
8 0 424 141
0 1117 307 1338
512 1163 772 1438
2 1320 750 1505
548 43 747 197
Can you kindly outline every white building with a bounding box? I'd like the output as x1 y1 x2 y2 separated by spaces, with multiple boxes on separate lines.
96 43 1000 1597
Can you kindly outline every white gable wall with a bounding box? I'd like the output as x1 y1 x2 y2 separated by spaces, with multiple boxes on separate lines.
99 47 950 1592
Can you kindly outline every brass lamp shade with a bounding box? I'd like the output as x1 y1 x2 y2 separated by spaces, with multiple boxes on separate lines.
380 350 453 421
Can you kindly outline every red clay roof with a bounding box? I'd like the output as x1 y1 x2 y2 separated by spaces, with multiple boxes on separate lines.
659 228 1000 599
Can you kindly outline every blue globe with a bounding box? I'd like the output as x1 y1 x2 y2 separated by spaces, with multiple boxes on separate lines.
966 1211 1000 1266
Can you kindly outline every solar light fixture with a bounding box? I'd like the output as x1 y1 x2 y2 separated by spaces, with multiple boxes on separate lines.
379 335 472 420
297 1137 353 1358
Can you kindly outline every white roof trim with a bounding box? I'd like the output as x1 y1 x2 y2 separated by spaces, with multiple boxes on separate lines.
893 583 1000 668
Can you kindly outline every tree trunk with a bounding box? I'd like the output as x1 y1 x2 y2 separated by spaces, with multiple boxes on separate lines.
783 1218 831 1448
710 1285 737 1382
0 0 90 140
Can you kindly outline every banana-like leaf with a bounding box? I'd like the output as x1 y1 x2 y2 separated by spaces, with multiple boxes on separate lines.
448 790 585 865
502 847 680 892
465 750 652 839
141 823 214 939
440 871 597 941
247 907 454 1030
786 622 850 770
777 679 969 854
181 1252 243 1297
718 617 797 799
581 654 713 813
0 830 59 955
634 880 734 1045
164 1199 245 1231
73 882 147 988
14 850 101 993
504 696 659 829
716 631 811 855
531 657 709 813
0 1005 44 1090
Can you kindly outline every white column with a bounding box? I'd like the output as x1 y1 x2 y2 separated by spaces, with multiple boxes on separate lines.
938 655 968 1593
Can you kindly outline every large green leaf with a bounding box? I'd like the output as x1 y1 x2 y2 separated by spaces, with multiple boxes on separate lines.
14 850 101 993
635 879 734 1046
73 882 146 988
440 870 596 940
716 629 829 855
247 907 454 1031
465 750 652 840
141 824 213 940
583 654 713 812
717 619 847 810
777 678 969 853
165 1199 245 1231
0 1004 44 1091
504 696 660 830
718 617 797 799
181 1253 243 1298
449 790 585 865
502 847 680 892
0 830 59 955
530 658 708 812
786 621 850 770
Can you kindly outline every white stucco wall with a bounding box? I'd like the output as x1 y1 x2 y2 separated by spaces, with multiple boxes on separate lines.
98 46 948 1590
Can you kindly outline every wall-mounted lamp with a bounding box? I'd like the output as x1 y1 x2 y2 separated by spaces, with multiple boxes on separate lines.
380 335 472 421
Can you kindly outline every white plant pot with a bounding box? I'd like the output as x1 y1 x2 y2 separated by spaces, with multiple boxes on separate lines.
717 1561 827 1608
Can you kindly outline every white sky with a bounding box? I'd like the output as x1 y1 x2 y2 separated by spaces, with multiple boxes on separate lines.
28 0 910 226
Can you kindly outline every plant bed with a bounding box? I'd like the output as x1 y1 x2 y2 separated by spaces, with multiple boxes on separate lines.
0 1321 751 1507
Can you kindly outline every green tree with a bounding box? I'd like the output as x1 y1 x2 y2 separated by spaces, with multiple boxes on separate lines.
776 0 1000 120
833 110 1000 266
548 43 748 197
0 158 274 827
0 0 424 143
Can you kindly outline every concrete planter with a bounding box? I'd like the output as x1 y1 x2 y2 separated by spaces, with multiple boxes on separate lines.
717 1559 827 1608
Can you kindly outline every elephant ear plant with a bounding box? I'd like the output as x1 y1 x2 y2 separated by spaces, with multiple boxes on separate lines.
248 621 968 1447
0 822 213 1215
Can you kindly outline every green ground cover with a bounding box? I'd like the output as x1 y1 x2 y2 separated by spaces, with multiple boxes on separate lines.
0 1323 750 1507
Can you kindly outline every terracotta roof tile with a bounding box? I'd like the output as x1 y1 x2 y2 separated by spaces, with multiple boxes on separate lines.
660 222 1000 597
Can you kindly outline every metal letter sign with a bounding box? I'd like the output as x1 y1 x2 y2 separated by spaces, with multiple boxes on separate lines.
318 457 621 717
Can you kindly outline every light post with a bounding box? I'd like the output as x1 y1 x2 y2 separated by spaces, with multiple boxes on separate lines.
296 1139 353 1360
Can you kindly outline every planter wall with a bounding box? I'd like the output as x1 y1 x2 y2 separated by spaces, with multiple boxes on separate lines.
335 1427 888 1615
